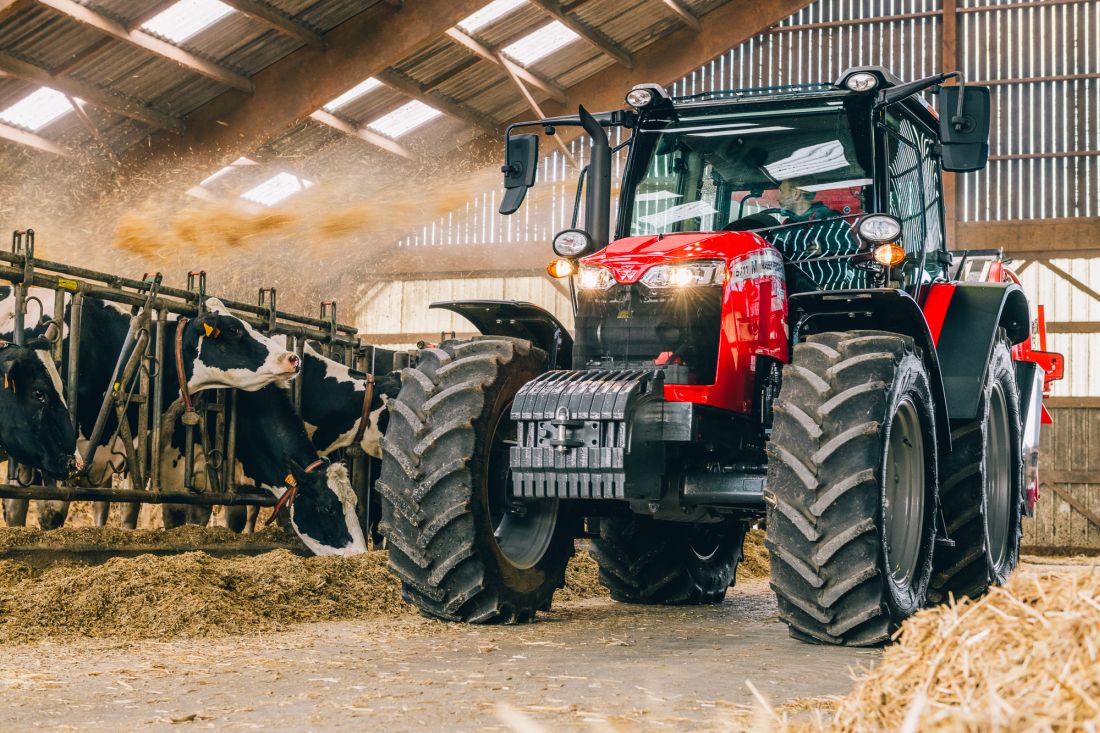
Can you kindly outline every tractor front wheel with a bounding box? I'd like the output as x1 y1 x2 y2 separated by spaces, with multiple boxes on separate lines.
591 519 746 604
766 331 938 646
377 337 575 623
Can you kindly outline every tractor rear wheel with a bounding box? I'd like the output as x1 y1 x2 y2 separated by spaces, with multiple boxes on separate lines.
929 337 1023 603
591 519 746 604
378 337 575 623
766 331 938 646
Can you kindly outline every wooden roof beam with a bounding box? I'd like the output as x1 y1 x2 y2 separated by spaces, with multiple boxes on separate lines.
308 109 414 160
375 68 498 134
444 27 568 104
218 0 324 49
33 0 254 92
658 0 701 31
0 51 184 132
526 0 633 68
115 0 488 182
0 120 69 156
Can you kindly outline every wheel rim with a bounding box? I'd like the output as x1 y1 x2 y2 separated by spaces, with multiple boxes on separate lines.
688 525 724 562
884 397 926 588
986 383 1012 569
486 406 559 570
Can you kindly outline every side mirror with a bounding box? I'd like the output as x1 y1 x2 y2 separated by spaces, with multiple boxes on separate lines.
499 133 539 215
939 85 990 172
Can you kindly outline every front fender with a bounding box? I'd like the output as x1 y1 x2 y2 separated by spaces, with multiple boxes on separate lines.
430 300 573 369
789 289 951 451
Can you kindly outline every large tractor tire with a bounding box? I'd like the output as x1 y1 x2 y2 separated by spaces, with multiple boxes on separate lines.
929 337 1023 603
377 337 575 623
591 519 746 604
766 331 938 646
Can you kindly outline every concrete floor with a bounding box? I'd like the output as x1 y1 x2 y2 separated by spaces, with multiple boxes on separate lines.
0 579 876 732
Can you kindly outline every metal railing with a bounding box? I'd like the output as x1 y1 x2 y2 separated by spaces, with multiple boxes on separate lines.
0 228 394 532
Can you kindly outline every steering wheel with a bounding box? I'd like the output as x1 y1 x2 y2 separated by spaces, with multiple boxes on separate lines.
723 208 789 232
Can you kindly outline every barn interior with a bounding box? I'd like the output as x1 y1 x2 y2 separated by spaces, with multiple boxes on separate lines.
0 0 1098 730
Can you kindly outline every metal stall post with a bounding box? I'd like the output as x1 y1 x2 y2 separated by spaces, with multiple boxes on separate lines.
149 309 166 492
320 300 337 359
3 231 30 525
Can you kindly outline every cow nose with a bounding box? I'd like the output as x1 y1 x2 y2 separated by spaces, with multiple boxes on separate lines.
285 352 300 372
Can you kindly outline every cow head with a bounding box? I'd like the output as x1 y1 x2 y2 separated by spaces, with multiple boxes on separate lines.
184 298 301 393
0 338 80 480
285 458 368 556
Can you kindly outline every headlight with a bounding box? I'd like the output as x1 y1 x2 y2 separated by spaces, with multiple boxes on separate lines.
845 72 879 92
552 228 592 257
858 214 902 243
577 264 616 290
640 260 725 289
625 87 654 108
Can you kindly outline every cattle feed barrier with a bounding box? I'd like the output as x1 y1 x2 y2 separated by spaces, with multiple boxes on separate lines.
0 228 394 536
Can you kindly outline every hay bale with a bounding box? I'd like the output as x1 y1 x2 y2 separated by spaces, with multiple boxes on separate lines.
0 549 407 642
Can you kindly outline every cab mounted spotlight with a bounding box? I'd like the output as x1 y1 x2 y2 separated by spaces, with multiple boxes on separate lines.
625 83 671 111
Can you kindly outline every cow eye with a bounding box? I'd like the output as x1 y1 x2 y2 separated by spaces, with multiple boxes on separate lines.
33 389 47 405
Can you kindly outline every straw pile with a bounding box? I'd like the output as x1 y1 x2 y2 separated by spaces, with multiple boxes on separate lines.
740 566 1100 732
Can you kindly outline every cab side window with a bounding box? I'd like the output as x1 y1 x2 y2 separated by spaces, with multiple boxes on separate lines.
886 119 926 260
886 115 947 284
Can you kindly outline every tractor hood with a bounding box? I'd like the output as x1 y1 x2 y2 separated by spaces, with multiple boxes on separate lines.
582 231 771 284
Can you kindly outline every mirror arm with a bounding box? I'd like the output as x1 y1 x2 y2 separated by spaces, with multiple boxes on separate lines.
876 71 960 108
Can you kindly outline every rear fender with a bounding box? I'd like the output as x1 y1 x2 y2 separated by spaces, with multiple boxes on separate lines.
430 300 573 369
932 283 1030 422
789 289 951 451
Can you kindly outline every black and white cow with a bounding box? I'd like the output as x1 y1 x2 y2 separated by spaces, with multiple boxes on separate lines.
0 287 300 528
235 384 367 555
0 337 80 480
299 343 402 459
236 343 402 540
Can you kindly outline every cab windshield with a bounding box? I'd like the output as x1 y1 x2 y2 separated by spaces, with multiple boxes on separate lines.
622 99 873 289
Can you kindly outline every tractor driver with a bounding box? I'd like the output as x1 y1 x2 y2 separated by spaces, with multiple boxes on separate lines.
766 179 862 290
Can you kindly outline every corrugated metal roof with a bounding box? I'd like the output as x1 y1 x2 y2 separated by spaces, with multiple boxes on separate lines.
1 0 732 162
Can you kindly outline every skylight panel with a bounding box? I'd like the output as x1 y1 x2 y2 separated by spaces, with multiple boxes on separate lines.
501 21 579 66
457 0 526 33
322 78 383 113
367 101 442 139
199 156 257 187
241 172 314 207
141 0 235 44
0 87 74 131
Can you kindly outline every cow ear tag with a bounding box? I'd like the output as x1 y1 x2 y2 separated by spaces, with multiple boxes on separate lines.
203 323 220 338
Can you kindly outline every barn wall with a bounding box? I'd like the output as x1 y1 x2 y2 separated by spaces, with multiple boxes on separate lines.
354 275 572 345
1024 405 1100 553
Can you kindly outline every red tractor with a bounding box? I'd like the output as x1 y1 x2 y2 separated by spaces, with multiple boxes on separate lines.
378 67 1064 645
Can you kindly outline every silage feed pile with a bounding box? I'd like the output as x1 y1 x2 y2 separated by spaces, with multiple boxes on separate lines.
0 550 408 642
0 549 607 642
747 567 1100 732
0 524 299 552
740 528 770 580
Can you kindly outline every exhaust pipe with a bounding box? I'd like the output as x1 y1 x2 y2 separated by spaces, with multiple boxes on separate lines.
579 106 611 249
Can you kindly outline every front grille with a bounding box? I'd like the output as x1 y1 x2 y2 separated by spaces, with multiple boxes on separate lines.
573 283 722 384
